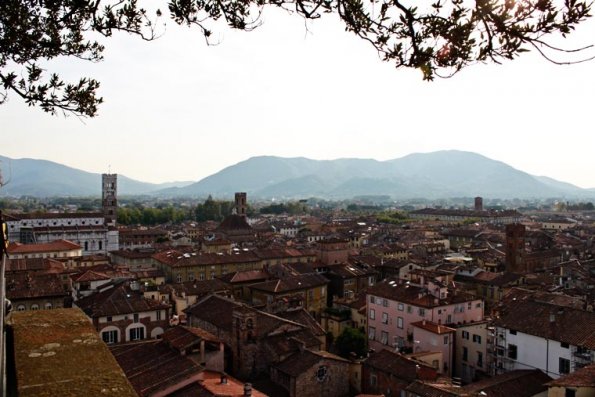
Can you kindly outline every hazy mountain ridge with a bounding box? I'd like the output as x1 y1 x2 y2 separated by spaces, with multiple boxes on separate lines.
160 151 595 199
1 151 593 199
0 155 192 196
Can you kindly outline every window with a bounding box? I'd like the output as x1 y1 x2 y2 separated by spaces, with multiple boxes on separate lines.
176 274 182 283
432 360 439 369
382 312 389 324
308 290 314 300
509 329 517 335
17 305 25 311
370 374 377 387
560 342 569 349
370 296 376 304
397 317 403 329
102 330 118 344
468 302 472 310
199 273 205 281
508 344 518 360
418 308 425 317
129 327 145 341
477 352 483 367
407 306 412 314
45 302 53 310
382 299 389 307
559 358 570 375
398 303 404 311
368 327 376 340
462 330 470 340
370 308 375 320
316 366 328 382
463 347 468 361
156 310 162 321
107 316 112 322
31 304 39 310
473 334 482 344
381 331 389 345
565 389 576 397
188 272 195 281
133 313 139 323
444 336 449 345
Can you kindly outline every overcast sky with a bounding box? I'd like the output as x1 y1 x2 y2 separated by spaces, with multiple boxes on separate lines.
2 9 595 188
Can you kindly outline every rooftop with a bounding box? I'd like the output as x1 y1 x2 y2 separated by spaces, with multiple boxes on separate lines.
10 308 137 397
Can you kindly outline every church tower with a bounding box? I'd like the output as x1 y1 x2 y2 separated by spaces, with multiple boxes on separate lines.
235 192 247 218
102 173 118 227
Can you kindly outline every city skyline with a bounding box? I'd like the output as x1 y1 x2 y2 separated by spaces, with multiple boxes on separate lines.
2 9 595 188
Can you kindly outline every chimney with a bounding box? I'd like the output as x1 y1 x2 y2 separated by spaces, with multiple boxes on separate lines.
220 374 228 385
244 383 252 397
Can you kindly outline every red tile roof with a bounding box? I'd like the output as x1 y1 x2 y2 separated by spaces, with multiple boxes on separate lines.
8 239 81 254
411 320 456 335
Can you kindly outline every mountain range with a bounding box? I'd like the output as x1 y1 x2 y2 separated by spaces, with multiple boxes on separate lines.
1 151 593 199
0 155 193 197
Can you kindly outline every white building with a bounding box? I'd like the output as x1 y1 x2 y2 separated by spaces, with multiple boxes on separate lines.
4 173 119 255
490 299 595 379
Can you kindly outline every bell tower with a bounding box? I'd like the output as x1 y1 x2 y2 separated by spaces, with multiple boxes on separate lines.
102 173 118 227
235 192 247 218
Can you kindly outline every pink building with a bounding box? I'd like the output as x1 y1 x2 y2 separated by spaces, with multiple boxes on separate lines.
366 278 484 355
411 320 455 376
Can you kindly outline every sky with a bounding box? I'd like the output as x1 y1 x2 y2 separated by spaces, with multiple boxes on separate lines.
2 8 595 188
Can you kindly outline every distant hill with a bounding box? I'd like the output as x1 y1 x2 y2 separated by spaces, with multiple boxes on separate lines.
0 155 192 196
159 151 595 199
1 151 593 199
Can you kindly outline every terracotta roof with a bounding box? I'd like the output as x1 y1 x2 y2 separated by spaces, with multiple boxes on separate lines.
367 278 477 308
249 273 329 294
72 269 111 283
172 279 231 298
462 369 552 397
152 250 261 268
12 308 137 397
494 300 595 348
546 363 595 387
76 284 170 318
404 379 461 396
218 269 270 284
364 349 437 382
8 239 81 254
185 295 242 331
6 272 69 300
217 215 252 231
110 340 203 396
6 257 65 273
161 326 221 351
411 320 456 335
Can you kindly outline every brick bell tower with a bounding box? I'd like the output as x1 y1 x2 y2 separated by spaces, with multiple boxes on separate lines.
102 173 118 227
235 192 247 218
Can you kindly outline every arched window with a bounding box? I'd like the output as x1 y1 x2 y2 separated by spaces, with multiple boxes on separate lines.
17 305 25 311
45 303 53 310
31 304 39 310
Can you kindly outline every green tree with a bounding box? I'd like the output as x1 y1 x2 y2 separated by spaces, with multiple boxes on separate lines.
1 0 591 117
335 327 367 359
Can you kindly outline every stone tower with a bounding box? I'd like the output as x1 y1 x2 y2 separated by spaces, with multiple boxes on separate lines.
474 196 483 211
102 173 118 227
505 223 525 273
235 192 247 218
